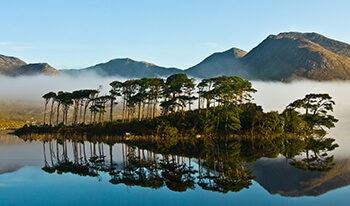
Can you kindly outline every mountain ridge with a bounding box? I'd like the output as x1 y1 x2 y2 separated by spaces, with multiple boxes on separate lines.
242 32 350 81
276 32 350 58
0 54 59 76
63 57 182 78
2 31 350 81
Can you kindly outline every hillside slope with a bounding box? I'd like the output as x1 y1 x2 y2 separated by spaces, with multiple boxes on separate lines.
242 33 350 81
64 58 182 78
0 55 27 76
0 55 59 76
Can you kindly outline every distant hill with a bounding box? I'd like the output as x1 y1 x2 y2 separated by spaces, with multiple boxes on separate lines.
63 58 182 78
0 54 59 76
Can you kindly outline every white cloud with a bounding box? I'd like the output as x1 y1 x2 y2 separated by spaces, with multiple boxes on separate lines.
0 42 11 46
0 42 27 52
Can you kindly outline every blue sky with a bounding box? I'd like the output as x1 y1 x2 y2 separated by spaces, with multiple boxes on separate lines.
1 0 349 70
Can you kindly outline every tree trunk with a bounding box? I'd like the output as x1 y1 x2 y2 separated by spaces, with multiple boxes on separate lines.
56 103 61 125
146 99 151 119
206 98 210 118
43 101 48 125
198 95 201 114
49 100 55 125
110 98 114 121
138 102 142 121
93 111 97 124
102 103 106 123
83 102 89 125
153 92 159 118
122 97 126 122
79 101 84 124
142 100 146 119
73 100 79 126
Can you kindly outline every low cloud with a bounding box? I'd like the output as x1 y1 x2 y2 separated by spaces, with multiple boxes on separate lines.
0 74 125 103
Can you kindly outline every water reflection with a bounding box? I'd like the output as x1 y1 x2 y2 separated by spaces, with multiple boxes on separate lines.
17 133 339 195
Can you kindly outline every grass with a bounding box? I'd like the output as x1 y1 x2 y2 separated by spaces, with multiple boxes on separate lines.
0 99 42 127
0 119 25 130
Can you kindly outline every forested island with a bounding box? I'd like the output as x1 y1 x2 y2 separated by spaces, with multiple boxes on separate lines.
16 74 338 138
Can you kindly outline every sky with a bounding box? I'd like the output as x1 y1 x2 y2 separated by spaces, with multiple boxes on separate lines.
1 0 350 70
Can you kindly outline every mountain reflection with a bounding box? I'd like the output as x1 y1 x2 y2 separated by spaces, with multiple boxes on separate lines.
19 133 339 195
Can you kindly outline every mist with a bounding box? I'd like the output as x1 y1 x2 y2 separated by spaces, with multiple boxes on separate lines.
0 74 127 104
1 75 349 156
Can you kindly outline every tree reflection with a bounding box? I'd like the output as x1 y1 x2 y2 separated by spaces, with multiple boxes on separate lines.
198 141 254 193
110 144 164 189
18 131 339 193
37 134 101 179
288 137 338 172
160 155 196 192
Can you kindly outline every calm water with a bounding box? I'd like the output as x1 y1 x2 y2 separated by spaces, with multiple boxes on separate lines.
1 131 350 206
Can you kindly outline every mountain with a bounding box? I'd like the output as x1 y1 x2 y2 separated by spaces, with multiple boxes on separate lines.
18 63 60 75
184 32 350 81
276 32 350 58
0 54 59 76
0 54 26 76
2 31 350 81
185 48 248 78
241 32 350 81
251 157 350 197
64 58 182 78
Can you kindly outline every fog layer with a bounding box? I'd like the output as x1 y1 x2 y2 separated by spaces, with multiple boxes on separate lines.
0 74 126 103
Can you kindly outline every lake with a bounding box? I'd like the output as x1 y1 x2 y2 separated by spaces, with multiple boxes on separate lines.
1 131 350 206
1 81 350 205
